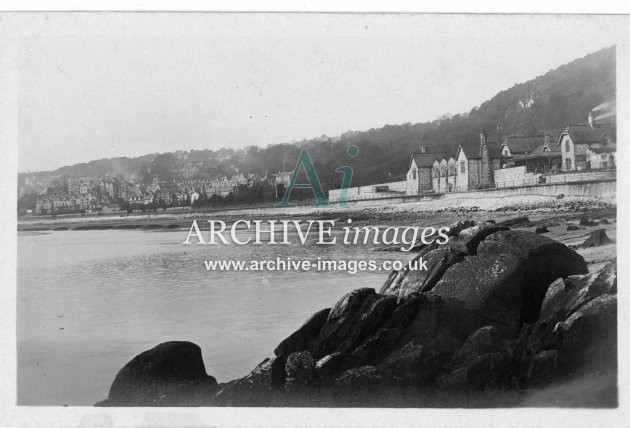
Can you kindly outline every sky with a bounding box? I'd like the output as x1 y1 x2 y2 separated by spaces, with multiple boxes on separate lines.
15 13 626 172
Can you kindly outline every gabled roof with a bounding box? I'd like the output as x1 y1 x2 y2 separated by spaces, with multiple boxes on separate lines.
561 124 616 145
501 135 558 155
530 142 561 155
410 152 450 168
457 141 501 160
487 143 502 158
589 145 617 154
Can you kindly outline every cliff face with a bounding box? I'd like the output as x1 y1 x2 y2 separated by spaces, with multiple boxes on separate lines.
96 221 617 407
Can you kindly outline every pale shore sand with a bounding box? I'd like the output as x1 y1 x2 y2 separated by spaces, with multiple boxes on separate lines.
18 193 613 228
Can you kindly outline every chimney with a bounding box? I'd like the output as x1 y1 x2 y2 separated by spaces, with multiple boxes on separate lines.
588 111 595 129
480 131 487 146
544 134 550 149
420 143 426 154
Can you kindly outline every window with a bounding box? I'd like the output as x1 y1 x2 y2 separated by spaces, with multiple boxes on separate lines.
460 160 466 173
412 169 417 180
566 158 572 170
432 167 438 178
565 140 570 152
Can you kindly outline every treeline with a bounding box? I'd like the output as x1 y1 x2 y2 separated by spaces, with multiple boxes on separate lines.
47 46 614 194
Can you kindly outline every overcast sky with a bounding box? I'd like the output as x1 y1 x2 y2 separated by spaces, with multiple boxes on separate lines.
16 13 624 172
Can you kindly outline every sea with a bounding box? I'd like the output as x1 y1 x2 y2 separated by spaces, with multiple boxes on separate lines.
17 227 407 405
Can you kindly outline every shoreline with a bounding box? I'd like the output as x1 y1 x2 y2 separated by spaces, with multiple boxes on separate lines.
93 216 618 407
17 193 615 232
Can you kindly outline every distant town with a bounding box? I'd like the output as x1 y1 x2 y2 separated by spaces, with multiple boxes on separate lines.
18 108 616 217
17 165 294 216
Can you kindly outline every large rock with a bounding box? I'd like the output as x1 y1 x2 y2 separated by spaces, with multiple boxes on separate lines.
380 223 507 298
309 289 397 359
450 325 507 365
274 308 331 357
210 357 281 406
97 341 218 406
372 294 486 382
448 224 510 255
436 352 512 391
555 294 617 374
389 248 465 299
327 288 375 321
284 351 316 391
477 230 588 322
514 263 617 384
431 253 527 335
539 262 616 323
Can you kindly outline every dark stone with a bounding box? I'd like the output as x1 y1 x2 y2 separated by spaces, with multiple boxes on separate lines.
98 341 218 406
378 270 399 294
327 288 375 322
451 224 510 255
270 355 288 389
535 226 549 234
386 248 465 298
477 230 588 322
555 294 617 374
579 217 598 226
599 218 610 225
446 219 477 236
450 326 506 365
351 328 404 365
274 308 331 357
567 225 580 231
393 294 484 350
516 263 617 362
431 253 527 335
381 223 508 298
579 229 612 248
378 342 426 380
437 352 511 391
333 365 388 388
539 262 616 322
284 351 316 390
309 289 400 359
496 216 530 228
527 350 560 387
557 193 565 199
210 357 277 406
377 341 453 383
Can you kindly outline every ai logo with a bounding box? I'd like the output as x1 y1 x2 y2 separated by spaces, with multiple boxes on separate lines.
275 145 359 208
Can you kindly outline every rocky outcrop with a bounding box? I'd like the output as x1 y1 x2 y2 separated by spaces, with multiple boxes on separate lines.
513 262 617 385
98 222 616 408
274 308 331 357
380 223 508 298
579 229 612 248
431 253 527 335
95 341 218 406
477 229 588 322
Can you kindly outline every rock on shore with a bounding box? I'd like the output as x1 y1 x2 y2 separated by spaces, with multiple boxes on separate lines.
96 221 616 407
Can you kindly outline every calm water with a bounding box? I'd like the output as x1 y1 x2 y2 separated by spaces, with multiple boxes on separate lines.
17 227 405 405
